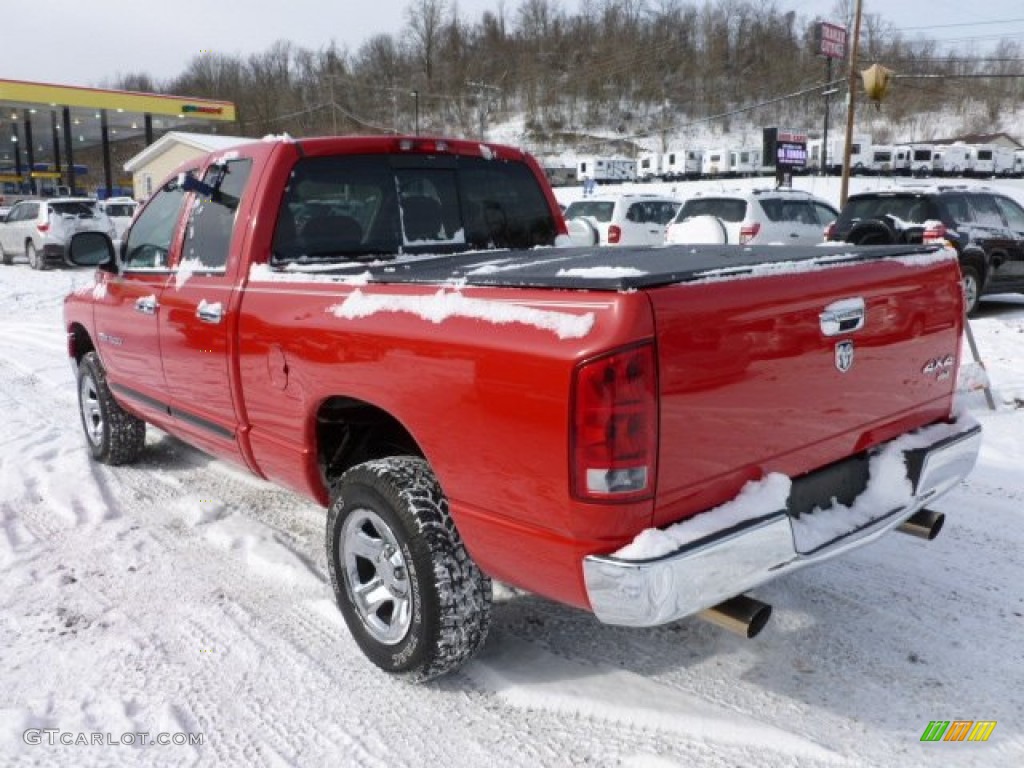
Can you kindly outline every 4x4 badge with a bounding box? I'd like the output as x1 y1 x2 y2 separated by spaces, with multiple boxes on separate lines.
835 340 854 373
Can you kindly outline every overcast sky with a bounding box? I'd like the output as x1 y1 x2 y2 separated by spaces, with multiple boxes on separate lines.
4 0 1023 89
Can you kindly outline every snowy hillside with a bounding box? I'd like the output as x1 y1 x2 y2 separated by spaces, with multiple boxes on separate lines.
1 247 1023 766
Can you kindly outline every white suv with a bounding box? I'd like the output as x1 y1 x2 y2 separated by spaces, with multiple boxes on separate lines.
664 188 838 245
564 193 681 246
0 197 117 269
97 197 139 240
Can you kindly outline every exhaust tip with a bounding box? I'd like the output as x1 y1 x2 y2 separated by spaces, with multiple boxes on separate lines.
898 508 945 541
699 594 773 639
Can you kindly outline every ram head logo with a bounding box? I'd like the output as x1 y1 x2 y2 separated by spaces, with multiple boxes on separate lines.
835 340 855 373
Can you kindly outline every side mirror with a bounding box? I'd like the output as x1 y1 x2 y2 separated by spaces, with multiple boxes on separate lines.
65 231 116 272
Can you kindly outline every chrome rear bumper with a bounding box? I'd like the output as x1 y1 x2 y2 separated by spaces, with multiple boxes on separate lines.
583 418 982 627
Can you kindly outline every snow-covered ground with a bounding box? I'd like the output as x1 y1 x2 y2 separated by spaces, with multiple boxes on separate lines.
1 241 1023 767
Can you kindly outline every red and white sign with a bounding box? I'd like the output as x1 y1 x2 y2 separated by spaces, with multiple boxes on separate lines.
817 22 847 60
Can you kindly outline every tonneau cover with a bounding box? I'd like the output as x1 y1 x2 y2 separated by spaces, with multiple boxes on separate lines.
288 244 946 291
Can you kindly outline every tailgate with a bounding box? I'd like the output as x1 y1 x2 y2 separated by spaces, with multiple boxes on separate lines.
648 250 964 528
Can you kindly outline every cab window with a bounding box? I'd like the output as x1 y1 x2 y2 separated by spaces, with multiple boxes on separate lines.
181 158 253 271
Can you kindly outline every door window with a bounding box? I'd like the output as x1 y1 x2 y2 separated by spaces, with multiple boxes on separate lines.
181 158 254 271
969 195 1005 228
994 195 1024 231
124 180 187 269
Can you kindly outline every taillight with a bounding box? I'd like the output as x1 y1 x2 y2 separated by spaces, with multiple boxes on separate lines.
37 222 50 233
824 221 836 240
571 343 658 501
739 221 760 243
923 222 948 242
607 224 621 244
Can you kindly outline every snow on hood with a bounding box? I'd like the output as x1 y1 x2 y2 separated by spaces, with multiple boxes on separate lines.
330 287 595 340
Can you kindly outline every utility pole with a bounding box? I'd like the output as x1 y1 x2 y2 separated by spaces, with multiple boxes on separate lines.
839 0 864 208
467 80 500 141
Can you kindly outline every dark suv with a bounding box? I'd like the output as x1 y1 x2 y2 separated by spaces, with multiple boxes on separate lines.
826 186 1024 314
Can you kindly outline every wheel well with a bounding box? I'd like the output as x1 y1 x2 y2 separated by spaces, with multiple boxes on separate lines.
960 250 987 283
69 324 95 364
316 397 423 489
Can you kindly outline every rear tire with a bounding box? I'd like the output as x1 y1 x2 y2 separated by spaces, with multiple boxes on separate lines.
326 457 492 682
960 264 982 316
77 351 146 464
27 241 43 270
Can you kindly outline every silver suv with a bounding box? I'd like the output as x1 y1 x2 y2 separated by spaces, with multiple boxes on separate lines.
665 187 838 245
0 197 117 269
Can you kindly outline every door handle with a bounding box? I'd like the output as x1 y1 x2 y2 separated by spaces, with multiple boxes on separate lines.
820 298 866 336
134 296 158 315
196 301 223 324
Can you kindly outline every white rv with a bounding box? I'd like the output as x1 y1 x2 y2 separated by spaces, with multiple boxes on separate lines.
635 152 661 182
932 144 971 176
1014 149 1024 177
701 149 734 177
963 145 1015 177
576 156 636 183
660 148 703 180
867 145 896 174
807 135 870 174
907 144 936 176
730 147 763 177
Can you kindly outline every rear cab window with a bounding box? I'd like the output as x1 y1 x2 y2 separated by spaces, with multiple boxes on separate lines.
272 154 558 265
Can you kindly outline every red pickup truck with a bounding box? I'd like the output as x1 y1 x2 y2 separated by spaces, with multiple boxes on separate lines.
64 135 981 681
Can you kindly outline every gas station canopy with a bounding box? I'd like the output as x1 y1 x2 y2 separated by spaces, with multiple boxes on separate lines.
0 78 236 197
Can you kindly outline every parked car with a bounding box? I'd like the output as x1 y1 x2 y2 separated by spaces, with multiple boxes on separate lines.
0 197 117 269
97 197 138 240
824 185 1024 314
664 188 838 245
563 193 681 246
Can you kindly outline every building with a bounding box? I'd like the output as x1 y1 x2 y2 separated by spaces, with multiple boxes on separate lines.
929 132 1022 150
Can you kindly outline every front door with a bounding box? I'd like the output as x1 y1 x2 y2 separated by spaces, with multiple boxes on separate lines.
159 157 255 463
92 182 187 421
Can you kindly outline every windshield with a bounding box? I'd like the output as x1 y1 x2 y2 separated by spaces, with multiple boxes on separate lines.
272 154 557 264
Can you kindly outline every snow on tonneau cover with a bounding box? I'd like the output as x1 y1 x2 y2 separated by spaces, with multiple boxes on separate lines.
291 241 965 531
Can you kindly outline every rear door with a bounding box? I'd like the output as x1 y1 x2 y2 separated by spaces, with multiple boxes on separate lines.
1 201 37 254
990 194 1024 288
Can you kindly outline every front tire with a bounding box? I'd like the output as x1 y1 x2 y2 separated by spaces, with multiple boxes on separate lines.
77 351 146 464
326 457 492 682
